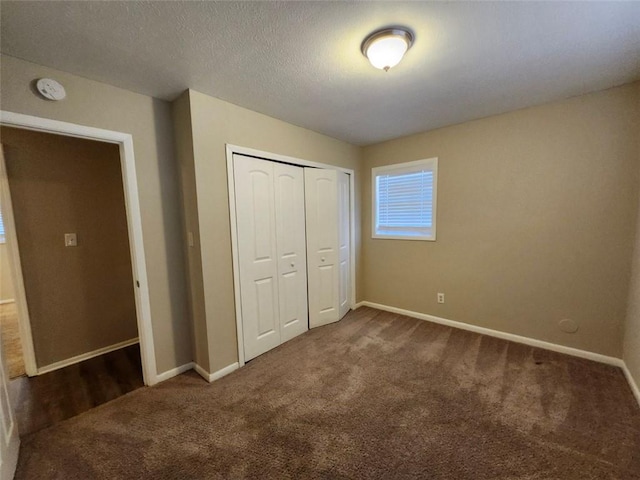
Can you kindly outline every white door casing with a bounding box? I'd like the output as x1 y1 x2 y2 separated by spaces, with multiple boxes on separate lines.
0 339 19 480
273 162 309 342
338 171 351 320
0 147 19 480
0 143 37 378
234 155 281 361
305 168 340 328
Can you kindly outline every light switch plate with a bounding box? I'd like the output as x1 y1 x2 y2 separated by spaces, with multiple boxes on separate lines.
64 233 77 247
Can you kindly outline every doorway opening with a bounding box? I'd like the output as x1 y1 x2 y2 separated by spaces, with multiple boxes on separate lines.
0 112 157 435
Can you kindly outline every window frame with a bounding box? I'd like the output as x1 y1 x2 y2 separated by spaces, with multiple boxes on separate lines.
371 157 438 241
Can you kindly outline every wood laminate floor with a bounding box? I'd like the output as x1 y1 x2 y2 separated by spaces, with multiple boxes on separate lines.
0 302 26 379
9 344 144 436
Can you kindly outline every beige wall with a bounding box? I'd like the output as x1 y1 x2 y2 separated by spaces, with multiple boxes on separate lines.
623 89 640 394
0 55 191 374
625 194 640 394
0 244 15 302
176 89 362 372
2 127 138 366
172 94 210 370
362 83 640 358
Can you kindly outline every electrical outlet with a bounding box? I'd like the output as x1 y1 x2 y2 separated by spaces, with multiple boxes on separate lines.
437 293 445 304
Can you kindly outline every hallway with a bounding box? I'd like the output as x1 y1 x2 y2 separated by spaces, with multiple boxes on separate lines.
9 343 143 436
0 302 25 379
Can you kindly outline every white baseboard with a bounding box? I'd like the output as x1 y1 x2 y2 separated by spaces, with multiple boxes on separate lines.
193 363 210 382
356 301 624 367
0 299 15 305
621 363 640 407
193 362 240 383
155 362 195 383
212 362 240 381
37 337 140 375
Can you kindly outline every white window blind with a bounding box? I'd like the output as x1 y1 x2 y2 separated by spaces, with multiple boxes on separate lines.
372 158 438 240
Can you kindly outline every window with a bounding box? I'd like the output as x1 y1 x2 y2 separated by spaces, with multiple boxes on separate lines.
0 209 5 243
372 158 438 241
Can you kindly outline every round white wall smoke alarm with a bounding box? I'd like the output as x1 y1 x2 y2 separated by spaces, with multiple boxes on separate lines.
558 318 579 334
36 78 66 101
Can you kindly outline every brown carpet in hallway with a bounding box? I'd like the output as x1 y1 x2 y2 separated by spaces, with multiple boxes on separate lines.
15 307 640 479
1 302 26 379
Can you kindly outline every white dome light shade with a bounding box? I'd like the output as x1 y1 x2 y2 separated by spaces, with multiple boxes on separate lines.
366 37 408 70
362 28 414 71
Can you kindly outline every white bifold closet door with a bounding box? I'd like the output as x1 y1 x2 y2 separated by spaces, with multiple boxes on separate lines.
304 168 351 328
337 171 351 319
234 154 308 361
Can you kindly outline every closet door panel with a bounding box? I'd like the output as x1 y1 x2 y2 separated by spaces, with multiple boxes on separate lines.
338 172 351 319
234 154 280 361
304 168 339 328
274 163 308 342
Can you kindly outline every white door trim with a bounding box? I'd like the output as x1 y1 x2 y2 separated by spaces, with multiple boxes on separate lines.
0 147 37 377
226 144 356 367
0 110 158 386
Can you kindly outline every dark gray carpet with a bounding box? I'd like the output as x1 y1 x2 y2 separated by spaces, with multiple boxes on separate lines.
15 307 640 479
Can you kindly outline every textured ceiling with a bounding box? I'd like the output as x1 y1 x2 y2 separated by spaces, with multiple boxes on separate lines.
1 1 639 145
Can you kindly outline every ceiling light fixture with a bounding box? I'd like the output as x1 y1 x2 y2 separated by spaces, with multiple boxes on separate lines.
361 27 414 72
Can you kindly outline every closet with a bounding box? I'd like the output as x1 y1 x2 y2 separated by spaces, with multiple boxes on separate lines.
232 153 351 361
